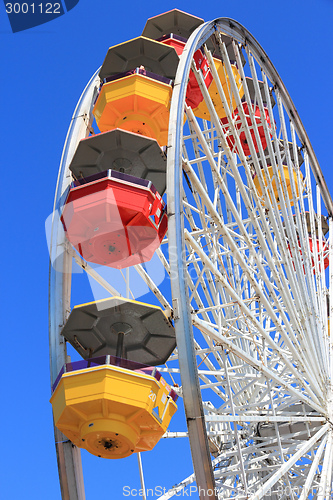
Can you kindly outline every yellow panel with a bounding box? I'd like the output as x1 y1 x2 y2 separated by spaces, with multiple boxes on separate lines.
93 74 172 146
192 58 244 120
51 366 158 418
74 296 167 317
51 365 177 459
253 166 302 208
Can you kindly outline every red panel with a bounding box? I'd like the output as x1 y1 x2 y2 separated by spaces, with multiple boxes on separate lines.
309 237 329 271
288 237 329 274
61 177 167 268
185 49 213 109
160 37 186 56
221 102 272 157
160 40 213 109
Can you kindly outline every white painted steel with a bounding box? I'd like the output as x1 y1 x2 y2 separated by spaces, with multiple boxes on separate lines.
248 424 330 500
49 16 333 500
49 69 100 500
166 17 332 500
137 453 147 500
298 435 327 500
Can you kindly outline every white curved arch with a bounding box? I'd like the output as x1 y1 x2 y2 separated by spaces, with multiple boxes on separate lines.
49 17 333 500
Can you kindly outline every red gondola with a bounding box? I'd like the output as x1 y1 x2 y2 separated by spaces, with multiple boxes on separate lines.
221 102 272 157
309 237 329 271
61 170 167 268
185 48 213 109
158 34 213 109
288 237 329 273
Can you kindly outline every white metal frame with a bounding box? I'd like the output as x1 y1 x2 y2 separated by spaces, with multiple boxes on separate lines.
166 18 332 499
49 70 100 500
49 18 333 500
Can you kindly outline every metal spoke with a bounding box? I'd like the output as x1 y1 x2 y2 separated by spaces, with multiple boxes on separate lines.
50 14 332 500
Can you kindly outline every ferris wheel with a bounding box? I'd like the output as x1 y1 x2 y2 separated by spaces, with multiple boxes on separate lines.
48 9 333 500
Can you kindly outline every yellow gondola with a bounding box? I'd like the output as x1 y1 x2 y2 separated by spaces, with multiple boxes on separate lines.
191 57 244 120
253 165 302 208
51 360 178 459
93 70 172 146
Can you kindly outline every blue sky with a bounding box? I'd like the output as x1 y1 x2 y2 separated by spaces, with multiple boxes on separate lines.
0 0 332 499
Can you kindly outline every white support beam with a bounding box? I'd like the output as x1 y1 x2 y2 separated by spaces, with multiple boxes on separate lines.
193 316 324 413
205 416 325 424
298 435 327 500
249 424 330 500
317 430 333 500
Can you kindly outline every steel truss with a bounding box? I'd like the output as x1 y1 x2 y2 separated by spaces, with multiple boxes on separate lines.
49 18 333 500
